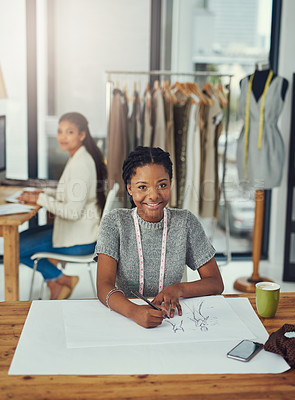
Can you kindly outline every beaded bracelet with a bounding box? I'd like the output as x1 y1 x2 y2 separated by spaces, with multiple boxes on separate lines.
105 288 124 310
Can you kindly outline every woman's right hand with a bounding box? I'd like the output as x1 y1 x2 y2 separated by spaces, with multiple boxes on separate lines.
17 190 43 205
132 304 168 329
97 254 169 329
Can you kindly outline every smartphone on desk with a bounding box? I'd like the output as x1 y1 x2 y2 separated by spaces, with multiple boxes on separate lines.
227 339 264 362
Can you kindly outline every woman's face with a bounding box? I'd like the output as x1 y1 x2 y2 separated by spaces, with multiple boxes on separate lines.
127 163 171 223
57 120 86 156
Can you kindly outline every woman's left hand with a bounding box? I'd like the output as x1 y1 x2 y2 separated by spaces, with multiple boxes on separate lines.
17 190 43 205
152 283 183 318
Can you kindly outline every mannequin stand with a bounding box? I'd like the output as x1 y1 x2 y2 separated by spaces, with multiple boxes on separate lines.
234 190 272 293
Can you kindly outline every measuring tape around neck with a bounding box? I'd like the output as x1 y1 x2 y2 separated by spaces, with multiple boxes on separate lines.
132 207 168 295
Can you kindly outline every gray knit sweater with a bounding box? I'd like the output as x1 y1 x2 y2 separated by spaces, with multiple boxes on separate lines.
94 207 215 297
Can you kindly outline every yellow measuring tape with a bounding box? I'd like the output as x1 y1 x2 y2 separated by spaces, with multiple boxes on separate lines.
244 69 273 177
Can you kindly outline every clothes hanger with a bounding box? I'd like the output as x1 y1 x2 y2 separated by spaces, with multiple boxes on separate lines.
185 82 209 105
162 80 177 103
132 82 136 104
171 81 191 99
153 80 160 90
214 83 228 107
169 85 178 104
137 81 141 102
219 83 228 106
144 81 151 108
182 82 199 105
202 82 214 106
123 82 130 102
202 82 213 96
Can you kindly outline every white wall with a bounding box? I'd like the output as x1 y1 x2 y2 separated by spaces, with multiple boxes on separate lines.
0 0 28 179
54 0 151 138
171 0 194 73
37 0 48 179
268 0 295 273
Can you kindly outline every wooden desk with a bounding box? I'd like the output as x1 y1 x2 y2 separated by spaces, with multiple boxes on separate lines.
0 186 40 301
0 293 294 400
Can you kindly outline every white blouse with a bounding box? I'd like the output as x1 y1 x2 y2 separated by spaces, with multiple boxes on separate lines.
37 146 100 247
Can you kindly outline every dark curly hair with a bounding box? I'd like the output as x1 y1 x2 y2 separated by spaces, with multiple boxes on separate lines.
122 146 172 207
59 112 107 216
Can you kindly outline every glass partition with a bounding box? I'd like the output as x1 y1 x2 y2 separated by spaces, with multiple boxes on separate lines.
168 0 273 257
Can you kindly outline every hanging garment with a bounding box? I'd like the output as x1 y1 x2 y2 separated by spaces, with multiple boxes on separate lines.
151 87 166 149
107 88 128 206
183 102 201 215
173 96 192 209
135 92 142 147
237 71 287 189
199 94 223 219
162 86 177 208
142 89 153 147
127 90 141 153
199 101 209 206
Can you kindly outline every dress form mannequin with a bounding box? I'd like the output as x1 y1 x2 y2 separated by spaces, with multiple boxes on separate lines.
234 65 288 293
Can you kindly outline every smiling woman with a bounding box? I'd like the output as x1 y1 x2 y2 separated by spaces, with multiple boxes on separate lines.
95 146 224 329
17 112 107 300
126 162 171 223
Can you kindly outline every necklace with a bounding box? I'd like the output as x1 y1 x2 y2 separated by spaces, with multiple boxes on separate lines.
132 207 168 295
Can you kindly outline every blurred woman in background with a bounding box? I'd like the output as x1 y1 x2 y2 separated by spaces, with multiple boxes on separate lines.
18 112 107 300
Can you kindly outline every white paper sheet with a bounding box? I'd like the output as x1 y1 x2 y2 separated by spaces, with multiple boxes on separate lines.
0 203 34 215
62 296 255 348
8 298 290 375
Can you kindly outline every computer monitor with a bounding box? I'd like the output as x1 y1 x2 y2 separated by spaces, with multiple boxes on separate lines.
0 115 6 181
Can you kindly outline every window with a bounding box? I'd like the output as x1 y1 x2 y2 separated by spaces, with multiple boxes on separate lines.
167 0 273 257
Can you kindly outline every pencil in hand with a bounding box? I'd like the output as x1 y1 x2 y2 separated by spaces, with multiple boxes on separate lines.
131 290 170 319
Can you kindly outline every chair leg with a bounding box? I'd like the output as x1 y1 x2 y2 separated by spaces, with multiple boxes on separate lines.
29 259 39 300
38 279 45 300
87 263 97 297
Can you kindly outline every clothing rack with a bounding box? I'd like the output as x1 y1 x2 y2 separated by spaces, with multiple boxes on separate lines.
105 70 233 266
106 70 232 77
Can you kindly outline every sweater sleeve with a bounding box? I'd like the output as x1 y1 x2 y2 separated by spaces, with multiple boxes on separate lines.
43 187 57 198
185 210 216 270
93 210 120 262
37 156 94 221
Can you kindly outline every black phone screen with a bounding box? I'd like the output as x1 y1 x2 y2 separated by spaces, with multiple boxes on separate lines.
227 340 264 361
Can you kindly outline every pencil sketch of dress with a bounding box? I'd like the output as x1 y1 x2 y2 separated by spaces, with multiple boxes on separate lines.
62 296 255 348
164 299 218 334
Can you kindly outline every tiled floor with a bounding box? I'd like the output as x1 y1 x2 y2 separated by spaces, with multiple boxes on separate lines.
1 259 294 302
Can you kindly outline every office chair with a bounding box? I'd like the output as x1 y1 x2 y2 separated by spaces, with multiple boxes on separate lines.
29 183 120 300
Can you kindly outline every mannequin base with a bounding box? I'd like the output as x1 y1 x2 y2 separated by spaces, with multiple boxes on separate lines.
233 276 273 293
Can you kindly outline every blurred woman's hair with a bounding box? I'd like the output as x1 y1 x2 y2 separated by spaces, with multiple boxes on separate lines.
59 112 107 215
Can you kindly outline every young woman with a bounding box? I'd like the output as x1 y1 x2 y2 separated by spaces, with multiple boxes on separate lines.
95 146 223 328
18 112 107 300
